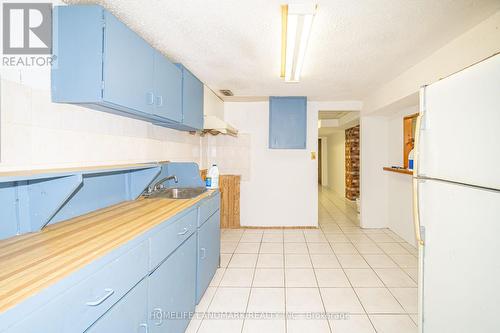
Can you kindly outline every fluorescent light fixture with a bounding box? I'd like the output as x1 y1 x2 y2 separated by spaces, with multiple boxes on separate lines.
281 4 316 82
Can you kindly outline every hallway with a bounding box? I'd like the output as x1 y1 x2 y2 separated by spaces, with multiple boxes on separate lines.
187 189 418 333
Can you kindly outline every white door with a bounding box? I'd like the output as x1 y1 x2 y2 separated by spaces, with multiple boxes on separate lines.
418 54 500 190
418 178 500 333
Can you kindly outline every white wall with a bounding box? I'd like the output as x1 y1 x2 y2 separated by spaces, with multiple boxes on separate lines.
319 136 328 187
360 107 418 245
325 131 345 196
387 106 418 246
360 115 389 229
223 101 318 227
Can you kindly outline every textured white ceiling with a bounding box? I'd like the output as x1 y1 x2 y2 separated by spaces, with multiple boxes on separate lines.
67 0 500 100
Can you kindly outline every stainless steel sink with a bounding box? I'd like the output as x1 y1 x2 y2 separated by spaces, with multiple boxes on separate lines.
144 187 207 199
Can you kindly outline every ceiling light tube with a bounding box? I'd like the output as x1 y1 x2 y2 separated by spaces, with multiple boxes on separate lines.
284 15 297 81
281 4 316 83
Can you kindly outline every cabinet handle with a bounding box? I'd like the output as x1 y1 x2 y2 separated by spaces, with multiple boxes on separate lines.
139 323 149 333
156 95 163 107
86 288 114 306
146 92 154 105
177 227 188 235
200 247 207 259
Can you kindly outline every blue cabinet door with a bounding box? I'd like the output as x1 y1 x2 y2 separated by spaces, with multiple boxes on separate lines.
153 52 182 122
179 65 204 130
52 5 104 103
85 278 148 333
148 234 197 333
269 96 307 149
103 11 155 115
196 211 220 303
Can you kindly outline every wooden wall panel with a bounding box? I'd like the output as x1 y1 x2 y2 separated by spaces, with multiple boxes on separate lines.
200 170 240 228
219 175 241 228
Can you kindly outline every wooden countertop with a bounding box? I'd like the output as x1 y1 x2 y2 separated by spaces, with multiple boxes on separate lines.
0 191 214 314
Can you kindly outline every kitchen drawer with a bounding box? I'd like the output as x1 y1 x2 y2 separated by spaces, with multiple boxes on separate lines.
198 192 220 227
149 233 197 333
6 241 149 333
85 278 148 333
149 208 197 270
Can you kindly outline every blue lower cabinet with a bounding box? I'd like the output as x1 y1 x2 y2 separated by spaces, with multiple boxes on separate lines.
148 234 197 333
2 195 220 333
198 192 220 227
85 278 148 333
149 208 197 270
4 241 149 333
196 211 220 303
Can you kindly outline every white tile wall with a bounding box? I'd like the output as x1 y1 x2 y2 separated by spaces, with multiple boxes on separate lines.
204 133 251 180
0 79 205 171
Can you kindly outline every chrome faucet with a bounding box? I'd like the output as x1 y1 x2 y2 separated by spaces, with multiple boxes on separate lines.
149 175 178 193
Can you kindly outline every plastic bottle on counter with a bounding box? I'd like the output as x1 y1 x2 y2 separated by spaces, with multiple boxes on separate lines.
408 149 414 170
206 164 219 189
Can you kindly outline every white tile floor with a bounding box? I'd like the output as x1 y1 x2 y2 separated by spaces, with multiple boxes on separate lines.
186 188 418 333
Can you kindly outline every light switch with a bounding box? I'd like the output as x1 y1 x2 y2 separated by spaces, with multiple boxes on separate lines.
311 152 316 160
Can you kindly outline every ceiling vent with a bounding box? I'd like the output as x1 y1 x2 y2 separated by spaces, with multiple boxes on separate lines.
219 89 234 97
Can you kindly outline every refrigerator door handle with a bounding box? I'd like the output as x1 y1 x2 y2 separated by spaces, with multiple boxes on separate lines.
413 177 425 246
412 86 426 246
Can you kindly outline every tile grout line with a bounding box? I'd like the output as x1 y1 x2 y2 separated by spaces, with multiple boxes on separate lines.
208 188 418 332
240 232 261 333
306 230 334 333
320 194 418 329
321 203 380 333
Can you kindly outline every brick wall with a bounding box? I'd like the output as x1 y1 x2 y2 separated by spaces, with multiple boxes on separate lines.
345 125 360 200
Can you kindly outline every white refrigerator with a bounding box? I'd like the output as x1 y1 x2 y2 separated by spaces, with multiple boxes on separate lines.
414 53 500 333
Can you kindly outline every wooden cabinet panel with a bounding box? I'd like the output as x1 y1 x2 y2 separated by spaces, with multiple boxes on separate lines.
219 175 241 228
199 173 240 229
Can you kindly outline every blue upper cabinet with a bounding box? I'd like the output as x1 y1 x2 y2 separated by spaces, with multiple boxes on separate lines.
102 11 155 115
177 65 204 130
52 5 104 103
269 96 307 149
52 5 189 129
153 52 183 122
